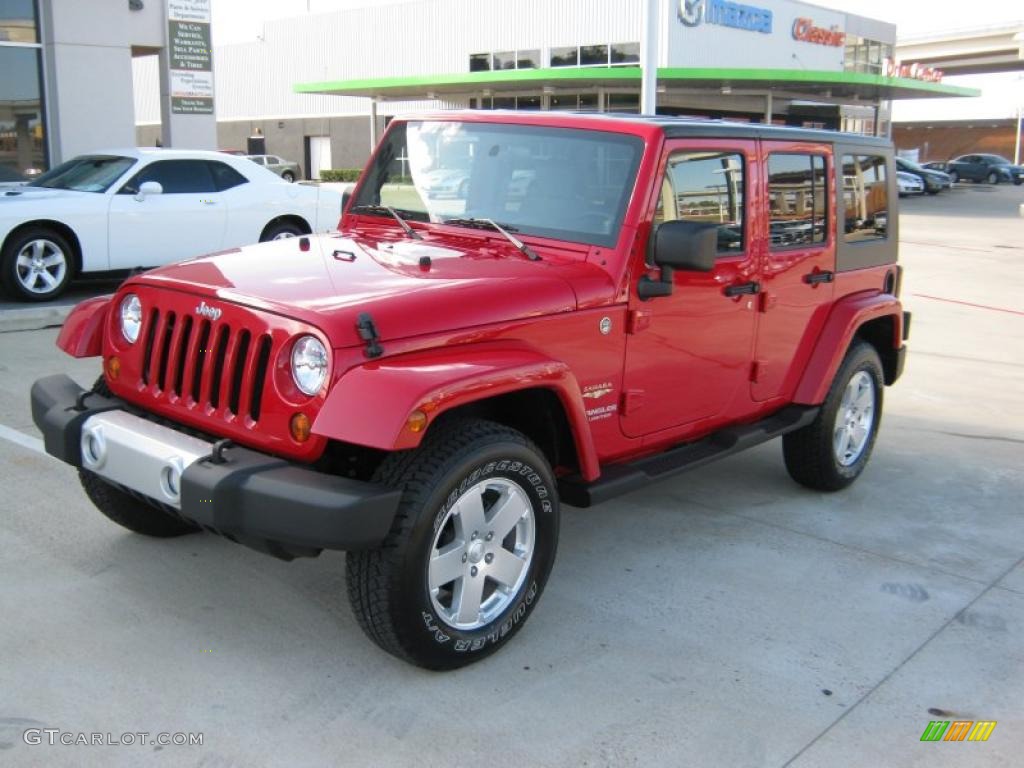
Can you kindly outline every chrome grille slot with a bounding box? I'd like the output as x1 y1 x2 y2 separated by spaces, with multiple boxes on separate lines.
227 329 251 416
249 335 272 422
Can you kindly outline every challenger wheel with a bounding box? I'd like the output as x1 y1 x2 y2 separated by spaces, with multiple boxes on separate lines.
346 419 559 670
783 342 884 492
78 378 201 537
1 227 74 301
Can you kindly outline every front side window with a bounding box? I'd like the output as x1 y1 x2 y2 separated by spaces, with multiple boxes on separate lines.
842 154 888 242
121 159 217 194
351 120 644 248
29 155 136 193
656 151 745 254
768 153 827 249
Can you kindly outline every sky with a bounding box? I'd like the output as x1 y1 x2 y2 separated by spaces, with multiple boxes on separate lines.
210 0 1024 121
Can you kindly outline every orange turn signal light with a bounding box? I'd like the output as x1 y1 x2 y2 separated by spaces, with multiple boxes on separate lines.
290 412 311 443
406 409 428 433
106 356 121 380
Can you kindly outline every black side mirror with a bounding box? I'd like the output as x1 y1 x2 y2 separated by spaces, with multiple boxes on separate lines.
341 188 353 214
638 220 717 300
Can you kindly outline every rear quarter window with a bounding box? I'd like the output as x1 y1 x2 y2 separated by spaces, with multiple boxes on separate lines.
842 154 888 242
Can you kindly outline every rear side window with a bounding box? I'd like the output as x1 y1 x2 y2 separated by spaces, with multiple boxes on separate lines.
767 153 827 249
208 161 248 191
842 155 888 242
122 160 217 194
658 150 745 254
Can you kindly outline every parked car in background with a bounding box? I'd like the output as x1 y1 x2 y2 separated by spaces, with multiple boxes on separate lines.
895 156 950 194
897 171 925 196
247 154 302 183
921 161 949 173
0 149 342 301
945 154 1024 185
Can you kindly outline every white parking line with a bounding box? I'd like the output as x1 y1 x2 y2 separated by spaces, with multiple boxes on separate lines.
0 423 47 456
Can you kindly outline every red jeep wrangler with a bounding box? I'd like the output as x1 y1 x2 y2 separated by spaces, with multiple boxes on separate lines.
32 113 908 669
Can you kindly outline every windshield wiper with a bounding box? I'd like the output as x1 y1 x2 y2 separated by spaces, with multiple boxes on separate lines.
442 217 540 261
350 204 422 240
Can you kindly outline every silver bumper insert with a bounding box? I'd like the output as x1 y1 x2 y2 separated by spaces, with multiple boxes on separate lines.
79 410 213 509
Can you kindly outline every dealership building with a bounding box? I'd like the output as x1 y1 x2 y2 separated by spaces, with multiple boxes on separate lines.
3 0 977 181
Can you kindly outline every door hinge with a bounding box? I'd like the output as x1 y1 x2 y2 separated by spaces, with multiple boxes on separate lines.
750 360 768 383
627 309 652 334
621 389 645 415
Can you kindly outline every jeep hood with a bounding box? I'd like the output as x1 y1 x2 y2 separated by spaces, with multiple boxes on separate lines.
131 231 611 347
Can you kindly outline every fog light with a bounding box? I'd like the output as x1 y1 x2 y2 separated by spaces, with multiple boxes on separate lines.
106 356 121 380
290 413 311 443
81 425 106 469
160 457 185 502
406 409 428 433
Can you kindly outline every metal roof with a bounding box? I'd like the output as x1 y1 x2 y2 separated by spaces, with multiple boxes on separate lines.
295 66 980 101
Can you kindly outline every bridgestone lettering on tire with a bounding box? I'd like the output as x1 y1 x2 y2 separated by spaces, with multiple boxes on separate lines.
346 418 559 670
783 341 884 492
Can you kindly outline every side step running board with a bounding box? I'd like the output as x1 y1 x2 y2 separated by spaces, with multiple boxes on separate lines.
558 405 819 508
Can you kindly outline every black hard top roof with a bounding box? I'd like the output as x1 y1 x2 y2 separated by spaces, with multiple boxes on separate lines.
404 110 893 149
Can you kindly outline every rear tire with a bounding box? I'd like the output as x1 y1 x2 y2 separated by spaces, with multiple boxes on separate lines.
79 377 200 538
346 418 559 670
987 171 1000 185
260 220 306 241
783 342 884 492
281 171 295 183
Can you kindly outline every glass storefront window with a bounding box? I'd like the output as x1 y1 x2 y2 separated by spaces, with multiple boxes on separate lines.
493 51 516 71
515 49 539 69
610 42 640 65
579 44 608 66
0 45 47 180
469 53 491 72
550 46 578 67
0 0 37 43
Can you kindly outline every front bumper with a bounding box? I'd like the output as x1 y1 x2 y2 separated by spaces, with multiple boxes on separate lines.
31 375 402 559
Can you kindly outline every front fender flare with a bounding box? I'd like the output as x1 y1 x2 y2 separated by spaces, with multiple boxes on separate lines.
56 295 111 358
794 290 904 405
312 343 601 480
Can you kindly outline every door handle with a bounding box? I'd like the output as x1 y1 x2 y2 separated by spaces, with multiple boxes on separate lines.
723 281 760 297
803 270 834 285
201 199 218 205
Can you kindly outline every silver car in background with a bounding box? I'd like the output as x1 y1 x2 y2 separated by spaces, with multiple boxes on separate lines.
247 155 302 183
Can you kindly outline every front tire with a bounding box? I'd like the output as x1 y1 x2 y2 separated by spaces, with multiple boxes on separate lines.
346 419 559 670
1 227 74 301
783 341 884 492
948 170 959 183
281 171 295 183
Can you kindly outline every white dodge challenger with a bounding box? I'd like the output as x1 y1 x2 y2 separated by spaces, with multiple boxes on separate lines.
0 149 344 301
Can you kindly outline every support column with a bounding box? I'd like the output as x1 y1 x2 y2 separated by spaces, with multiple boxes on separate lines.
369 98 378 151
764 91 773 124
597 87 606 113
640 0 659 115
1015 105 1022 165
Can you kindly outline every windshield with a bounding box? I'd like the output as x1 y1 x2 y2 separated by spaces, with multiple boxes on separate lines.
29 155 136 192
351 121 645 248
898 157 925 171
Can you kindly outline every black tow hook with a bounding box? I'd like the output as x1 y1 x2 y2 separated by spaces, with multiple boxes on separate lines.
206 439 235 465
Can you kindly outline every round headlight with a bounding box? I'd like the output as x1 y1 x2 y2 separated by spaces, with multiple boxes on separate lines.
120 294 142 344
291 335 329 396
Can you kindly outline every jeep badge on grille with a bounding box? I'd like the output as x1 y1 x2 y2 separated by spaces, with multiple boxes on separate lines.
195 301 222 322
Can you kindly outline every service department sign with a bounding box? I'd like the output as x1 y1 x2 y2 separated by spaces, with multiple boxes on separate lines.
167 0 214 115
